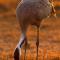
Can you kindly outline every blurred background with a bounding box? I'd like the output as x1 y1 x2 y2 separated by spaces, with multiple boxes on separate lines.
0 0 60 16
0 0 60 60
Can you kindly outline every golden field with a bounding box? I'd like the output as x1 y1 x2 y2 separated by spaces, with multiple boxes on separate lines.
0 0 60 60
0 14 60 60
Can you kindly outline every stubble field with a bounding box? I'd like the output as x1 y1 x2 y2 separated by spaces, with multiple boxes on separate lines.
0 12 60 60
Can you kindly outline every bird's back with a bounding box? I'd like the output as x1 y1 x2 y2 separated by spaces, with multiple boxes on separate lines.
16 0 51 25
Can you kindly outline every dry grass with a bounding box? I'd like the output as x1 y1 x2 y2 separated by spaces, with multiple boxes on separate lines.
0 0 60 59
0 13 60 60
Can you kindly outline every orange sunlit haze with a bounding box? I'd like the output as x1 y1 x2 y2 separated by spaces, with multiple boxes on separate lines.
0 0 60 60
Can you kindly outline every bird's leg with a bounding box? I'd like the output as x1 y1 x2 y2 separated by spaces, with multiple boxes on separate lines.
14 33 25 60
36 26 39 60
24 37 27 60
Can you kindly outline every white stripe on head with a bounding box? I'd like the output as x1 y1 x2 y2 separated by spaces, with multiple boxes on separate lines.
16 33 25 49
14 33 25 55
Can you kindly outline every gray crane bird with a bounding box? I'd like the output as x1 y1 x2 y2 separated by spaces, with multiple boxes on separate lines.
14 0 56 60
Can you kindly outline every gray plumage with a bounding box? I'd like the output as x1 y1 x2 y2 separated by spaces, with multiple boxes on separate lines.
16 0 51 28
14 0 52 60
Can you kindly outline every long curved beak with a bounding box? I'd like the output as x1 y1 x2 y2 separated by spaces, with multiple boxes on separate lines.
14 48 20 60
